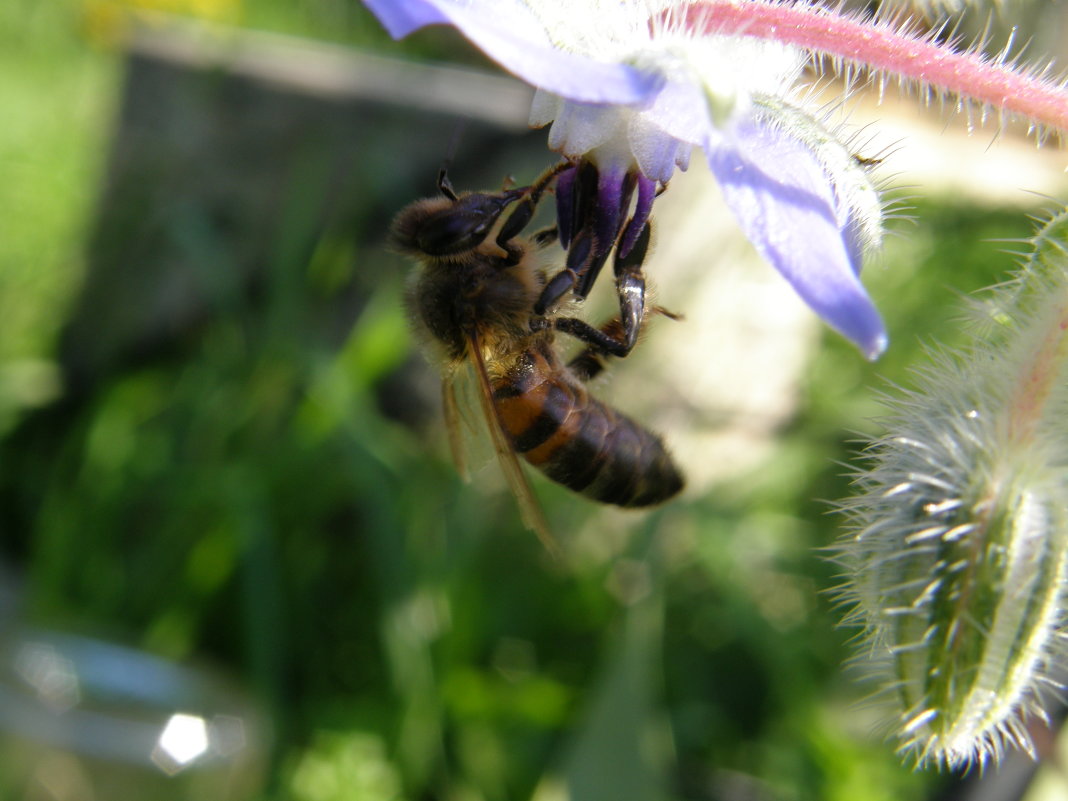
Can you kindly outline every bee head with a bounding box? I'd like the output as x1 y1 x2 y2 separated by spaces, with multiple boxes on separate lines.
391 188 524 257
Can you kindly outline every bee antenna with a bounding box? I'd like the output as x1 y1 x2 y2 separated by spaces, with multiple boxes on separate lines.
437 165 459 201
436 120 468 201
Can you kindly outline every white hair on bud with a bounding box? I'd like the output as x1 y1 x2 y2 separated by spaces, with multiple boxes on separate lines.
831 206 1068 769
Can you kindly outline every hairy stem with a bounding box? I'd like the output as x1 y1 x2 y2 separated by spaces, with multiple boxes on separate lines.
681 1 1068 135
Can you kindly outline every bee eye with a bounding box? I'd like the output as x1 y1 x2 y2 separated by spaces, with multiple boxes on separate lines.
416 209 492 255
416 192 518 256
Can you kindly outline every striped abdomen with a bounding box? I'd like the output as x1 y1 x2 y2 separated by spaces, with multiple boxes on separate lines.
492 344 683 507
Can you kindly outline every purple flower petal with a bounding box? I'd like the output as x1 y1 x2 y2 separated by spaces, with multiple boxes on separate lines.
619 175 657 258
555 165 578 249
705 117 887 359
362 0 664 105
361 0 449 35
577 164 628 298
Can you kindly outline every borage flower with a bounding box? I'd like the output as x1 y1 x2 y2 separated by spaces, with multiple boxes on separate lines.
363 0 888 359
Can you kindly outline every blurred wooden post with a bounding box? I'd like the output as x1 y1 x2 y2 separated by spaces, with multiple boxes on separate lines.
61 19 548 394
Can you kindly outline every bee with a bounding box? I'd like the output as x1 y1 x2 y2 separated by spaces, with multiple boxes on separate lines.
392 163 683 546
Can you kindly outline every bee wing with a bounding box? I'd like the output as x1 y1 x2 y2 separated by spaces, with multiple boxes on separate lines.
441 372 469 481
441 364 498 478
466 331 559 557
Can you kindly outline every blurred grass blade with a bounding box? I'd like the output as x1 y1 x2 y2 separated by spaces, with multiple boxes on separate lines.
535 573 669 801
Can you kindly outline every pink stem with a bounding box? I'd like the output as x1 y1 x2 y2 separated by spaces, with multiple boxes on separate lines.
680 1 1068 135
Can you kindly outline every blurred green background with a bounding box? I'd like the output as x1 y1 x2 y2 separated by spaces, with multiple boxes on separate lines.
0 1 1058 799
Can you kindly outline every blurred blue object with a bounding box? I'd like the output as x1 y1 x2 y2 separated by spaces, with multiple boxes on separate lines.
0 627 266 800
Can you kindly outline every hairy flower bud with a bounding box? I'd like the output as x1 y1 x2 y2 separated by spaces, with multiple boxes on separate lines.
833 209 1068 768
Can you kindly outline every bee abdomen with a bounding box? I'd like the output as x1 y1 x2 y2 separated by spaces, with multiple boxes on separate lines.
493 372 683 508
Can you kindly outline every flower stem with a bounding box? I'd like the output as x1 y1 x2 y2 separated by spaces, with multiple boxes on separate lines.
681 1 1068 135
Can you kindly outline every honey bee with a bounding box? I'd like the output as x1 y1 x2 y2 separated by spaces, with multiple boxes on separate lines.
392 163 683 546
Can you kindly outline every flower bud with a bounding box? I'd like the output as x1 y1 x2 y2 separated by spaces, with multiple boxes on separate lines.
834 209 1068 768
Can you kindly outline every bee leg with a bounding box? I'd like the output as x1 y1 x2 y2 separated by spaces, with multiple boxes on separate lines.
561 308 677 382
527 316 616 381
540 219 653 355
611 219 652 357
495 161 571 249
534 227 594 314
542 316 631 358
565 318 628 382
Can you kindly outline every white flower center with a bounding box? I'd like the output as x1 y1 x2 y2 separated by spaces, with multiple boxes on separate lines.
518 0 805 177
